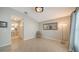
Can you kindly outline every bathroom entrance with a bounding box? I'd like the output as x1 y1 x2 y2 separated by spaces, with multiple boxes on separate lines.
11 16 24 43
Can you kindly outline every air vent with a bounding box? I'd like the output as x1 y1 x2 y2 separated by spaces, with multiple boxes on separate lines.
24 11 27 14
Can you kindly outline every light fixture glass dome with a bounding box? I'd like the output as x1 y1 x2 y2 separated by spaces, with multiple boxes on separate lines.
35 7 43 13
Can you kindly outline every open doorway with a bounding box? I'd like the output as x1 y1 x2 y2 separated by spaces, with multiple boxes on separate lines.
11 16 24 46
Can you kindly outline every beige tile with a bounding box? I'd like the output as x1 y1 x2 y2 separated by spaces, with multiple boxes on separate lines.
0 38 68 52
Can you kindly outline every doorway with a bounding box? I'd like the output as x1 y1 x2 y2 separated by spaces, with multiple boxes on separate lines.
11 16 24 47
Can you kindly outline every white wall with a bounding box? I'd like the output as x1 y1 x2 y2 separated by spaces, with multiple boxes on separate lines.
39 16 70 41
24 16 39 40
0 7 38 47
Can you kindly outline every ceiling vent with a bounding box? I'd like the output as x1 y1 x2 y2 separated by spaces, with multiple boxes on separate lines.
24 11 27 14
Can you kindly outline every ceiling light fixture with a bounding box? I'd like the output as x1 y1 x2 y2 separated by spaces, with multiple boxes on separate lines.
35 7 44 13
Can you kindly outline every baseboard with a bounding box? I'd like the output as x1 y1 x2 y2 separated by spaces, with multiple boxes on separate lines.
68 49 74 52
43 36 58 40
24 37 35 40
0 43 11 47
0 41 11 47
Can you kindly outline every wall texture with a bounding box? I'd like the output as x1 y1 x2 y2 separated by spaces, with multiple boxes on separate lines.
0 7 38 47
39 16 70 41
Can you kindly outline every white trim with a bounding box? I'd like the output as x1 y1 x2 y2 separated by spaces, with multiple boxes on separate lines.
0 43 11 47
0 41 11 47
24 37 35 40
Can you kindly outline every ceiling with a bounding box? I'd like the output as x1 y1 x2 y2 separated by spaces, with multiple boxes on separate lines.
11 7 76 22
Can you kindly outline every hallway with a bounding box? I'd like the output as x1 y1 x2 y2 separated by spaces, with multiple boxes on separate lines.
0 38 68 52
0 7 75 52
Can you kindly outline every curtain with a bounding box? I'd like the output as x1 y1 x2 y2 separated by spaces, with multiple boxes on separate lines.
74 8 79 52
69 11 76 51
69 8 79 52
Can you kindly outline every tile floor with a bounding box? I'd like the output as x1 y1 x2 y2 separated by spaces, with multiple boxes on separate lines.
0 38 68 52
